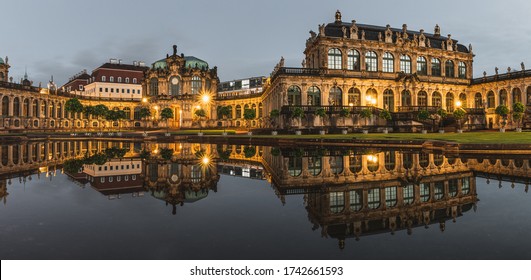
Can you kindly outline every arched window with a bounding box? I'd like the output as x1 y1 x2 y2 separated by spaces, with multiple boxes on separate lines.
23 99 30 116
288 156 303 177
527 86 531 105
366 88 378 106
367 188 380 209
417 56 427 75
191 76 202 94
446 92 455 111
512 88 522 104
41 101 47 117
499 89 508 106
123 107 131 119
349 190 363 211
101 76 106 82
384 151 396 171
13 97 20 116
329 156 344 174
329 87 342 106
418 91 428 107
383 89 394 111
169 76 180 96
149 78 158 96
365 51 378 72
349 155 362 173
226 105 233 119
235 105 242 118
431 58 441 76
348 88 361 106
445 60 454 77
432 92 442 107
287 85 301 105
403 185 414 205
458 62 467 79
328 48 342 69
330 192 345 214
400 54 411 73
385 187 397 208
401 90 411 107
258 103 263 117
132 78 137 84
459 93 467 107
307 86 320 106
1 96 9 116
487 91 495 108
117 77 122 83
32 100 39 117
383 52 394 73
125 77 130 83
110 76 114 82
347 49 360 70
308 156 322 176
474 93 483 108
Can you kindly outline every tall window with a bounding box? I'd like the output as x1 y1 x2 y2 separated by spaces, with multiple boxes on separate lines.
432 91 442 107
420 183 430 202
474 93 483 108
348 88 361 106
347 49 360 70
403 185 414 205
149 78 158 96
330 192 345 214
417 56 427 75
458 62 467 79
235 105 242 118
329 87 342 106
288 156 302 177
487 91 495 108
308 156 322 176
13 97 20 116
110 76 114 82
191 76 202 94
117 77 122 83
101 76 106 82
445 60 454 77
328 48 342 70
125 77 130 83
446 92 455 111
2 96 9 116
349 190 363 211
132 78 137 84
169 76 180 96
401 90 411 107
287 86 301 105
383 52 394 73
400 54 411 73
385 187 397 208
367 188 380 209
512 88 522 104
383 89 394 111
459 93 467 107
307 86 320 106
329 156 344 174
365 51 378 72
499 89 508 106
431 58 441 76
418 91 428 107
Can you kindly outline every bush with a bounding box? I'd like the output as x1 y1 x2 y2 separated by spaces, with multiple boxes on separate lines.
417 110 430 121
495 105 509 116
436 108 448 119
513 102 525 113
339 108 350 118
379 109 392 121
291 107 304 119
314 107 326 118
453 108 466 120
360 108 372 119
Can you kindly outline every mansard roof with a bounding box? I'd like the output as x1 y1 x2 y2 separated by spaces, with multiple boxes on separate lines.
323 21 470 54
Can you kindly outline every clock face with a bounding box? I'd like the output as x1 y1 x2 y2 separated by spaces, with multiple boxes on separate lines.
171 77 179 85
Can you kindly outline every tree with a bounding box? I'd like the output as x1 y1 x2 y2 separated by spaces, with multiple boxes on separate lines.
138 107 151 134
495 105 510 129
243 108 256 132
194 109 207 133
417 110 431 131
314 107 326 126
217 106 231 119
64 98 83 132
379 109 392 122
160 107 174 134
512 102 525 129
436 108 448 130
160 148 174 161
290 107 304 128
269 109 280 130
360 108 372 127
92 104 109 132
453 108 466 131
104 110 126 132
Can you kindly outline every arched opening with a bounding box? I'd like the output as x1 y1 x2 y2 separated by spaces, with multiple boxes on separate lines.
417 56 427 75
1 96 8 116
445 60 454 77
383 89 394 111
329 87 342 106
307 86 321 106
487 91 495 108
365 51 378 72
512 88 522 104
328 48 342 70
308 156 322 176
431 58 441 76
366 88 377 106
287 85 301 106
13 97 20 117
432 91 442 107
474 93 483 108
459 93 467 107
383 52 394 73
499 89 508 106
169 76 181 96
418 91 428 107
347 88 361 106
149 77 158 96
347 49 360 70
235 105 242 119
446 92 455 111
399 54 411 73
401 90 411 107
329 156 344 174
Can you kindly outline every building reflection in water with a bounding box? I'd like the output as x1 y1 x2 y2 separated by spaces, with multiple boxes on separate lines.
0 141 530 248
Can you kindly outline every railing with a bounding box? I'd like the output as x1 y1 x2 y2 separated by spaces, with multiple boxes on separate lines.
397 106 440 113
280 105 376 115
271 67 322 81
472 69 531 84
215 92 263 101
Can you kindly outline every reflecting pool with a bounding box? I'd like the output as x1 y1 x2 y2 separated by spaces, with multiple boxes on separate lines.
0 140 530 259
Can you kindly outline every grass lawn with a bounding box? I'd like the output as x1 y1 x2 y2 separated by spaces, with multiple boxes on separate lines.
244 131 531 144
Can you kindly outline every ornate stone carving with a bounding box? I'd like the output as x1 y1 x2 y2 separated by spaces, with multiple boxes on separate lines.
342 26 347 38
419 29 426 47
402 24 408 39
350 20 358 39
446 34 453 51
319 24 325 37
434 24 441 37
378 32 382 42
385 24 393 43
521 62 525 71
335 10 342 23
361 30 365 40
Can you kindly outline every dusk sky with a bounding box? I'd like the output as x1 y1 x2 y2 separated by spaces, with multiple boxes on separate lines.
2 0 531 86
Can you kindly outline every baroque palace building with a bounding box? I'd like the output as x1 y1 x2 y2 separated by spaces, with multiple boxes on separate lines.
1 10 531 132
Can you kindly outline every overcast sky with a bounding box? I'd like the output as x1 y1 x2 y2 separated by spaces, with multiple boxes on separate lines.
2 0 531 86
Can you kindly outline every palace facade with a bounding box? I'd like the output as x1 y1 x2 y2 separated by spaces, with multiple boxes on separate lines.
1 10 531 132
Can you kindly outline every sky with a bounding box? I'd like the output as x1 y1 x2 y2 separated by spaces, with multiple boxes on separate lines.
2 0 531 86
